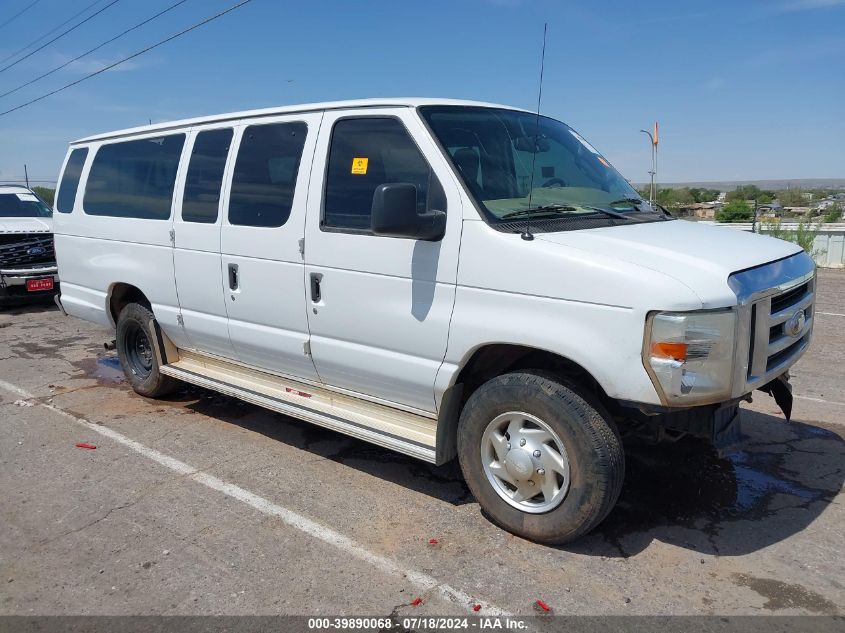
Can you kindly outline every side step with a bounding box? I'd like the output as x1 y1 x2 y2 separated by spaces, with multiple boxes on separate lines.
160 350 437 463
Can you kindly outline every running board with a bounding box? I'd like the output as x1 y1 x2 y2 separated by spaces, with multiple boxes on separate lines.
160 350 437 463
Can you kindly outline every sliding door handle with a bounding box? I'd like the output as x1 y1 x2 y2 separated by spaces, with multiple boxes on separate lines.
228 263 239 291
310 273 322 303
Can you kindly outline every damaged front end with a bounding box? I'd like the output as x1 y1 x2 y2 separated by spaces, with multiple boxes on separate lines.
619 371 795 457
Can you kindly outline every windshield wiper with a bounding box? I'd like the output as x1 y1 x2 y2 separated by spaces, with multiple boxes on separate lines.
607 197 645 208
501 204 577 219
607 197 672 220
583 206 636 220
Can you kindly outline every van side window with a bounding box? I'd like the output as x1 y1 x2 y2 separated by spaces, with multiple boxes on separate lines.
323 118 441 232
83 135 185 220
182 128 233 224
56 148 88 213
228 121 307 228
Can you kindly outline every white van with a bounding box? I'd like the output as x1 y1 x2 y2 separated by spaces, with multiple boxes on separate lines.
53 99 814 543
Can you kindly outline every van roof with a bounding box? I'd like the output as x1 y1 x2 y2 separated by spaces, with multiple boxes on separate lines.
72 97 528 145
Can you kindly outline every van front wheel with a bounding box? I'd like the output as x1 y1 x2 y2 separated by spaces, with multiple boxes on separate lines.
116 303 178 398
457 372 624 544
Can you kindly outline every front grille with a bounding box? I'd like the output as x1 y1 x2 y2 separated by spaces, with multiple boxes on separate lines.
746 278 814 384
0 234 55 267
770 281 810 314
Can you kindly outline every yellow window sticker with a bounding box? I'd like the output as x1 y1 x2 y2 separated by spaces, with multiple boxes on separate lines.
351 157 368 175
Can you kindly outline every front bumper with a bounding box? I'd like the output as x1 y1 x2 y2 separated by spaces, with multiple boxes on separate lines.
622 399 745 456
0 264 60 301
620 372 794 456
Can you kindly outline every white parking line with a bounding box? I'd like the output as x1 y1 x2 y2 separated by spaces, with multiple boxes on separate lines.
0 378 510 617
795 394 845 408
816 311 845 317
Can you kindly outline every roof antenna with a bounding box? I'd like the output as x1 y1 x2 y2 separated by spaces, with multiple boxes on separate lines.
522 22 547 242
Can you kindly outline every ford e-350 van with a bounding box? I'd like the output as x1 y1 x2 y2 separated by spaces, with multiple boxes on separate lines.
53 99 814 543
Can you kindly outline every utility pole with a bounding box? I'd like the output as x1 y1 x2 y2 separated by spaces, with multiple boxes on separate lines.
24 164 29 189
640 123 658 205
752 196 759 234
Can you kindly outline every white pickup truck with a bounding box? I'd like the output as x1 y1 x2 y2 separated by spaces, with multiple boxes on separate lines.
53 99 814 543
0 185 59 305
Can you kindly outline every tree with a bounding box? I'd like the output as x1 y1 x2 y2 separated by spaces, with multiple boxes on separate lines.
653 187 695 208
688 188 719 203
726 185 762 202
715 199 753 223
778 188 807 207
32 186 54 207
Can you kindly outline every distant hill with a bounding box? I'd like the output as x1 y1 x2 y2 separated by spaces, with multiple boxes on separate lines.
634 178 845 191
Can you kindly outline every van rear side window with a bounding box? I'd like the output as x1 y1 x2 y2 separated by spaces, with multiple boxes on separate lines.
228 121 307 228
83 134 185 220
56 147 88 213
182 128 233 224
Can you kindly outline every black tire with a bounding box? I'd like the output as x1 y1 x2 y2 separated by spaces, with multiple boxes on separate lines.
457 371 624 544
115 302 178 398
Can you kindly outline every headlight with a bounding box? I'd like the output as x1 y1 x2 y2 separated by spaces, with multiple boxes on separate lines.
644 309 736 405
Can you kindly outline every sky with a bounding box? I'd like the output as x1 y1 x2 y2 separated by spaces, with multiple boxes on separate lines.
0 0 843 187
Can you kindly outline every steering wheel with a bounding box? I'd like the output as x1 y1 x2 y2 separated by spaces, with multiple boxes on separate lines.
541 178 567 188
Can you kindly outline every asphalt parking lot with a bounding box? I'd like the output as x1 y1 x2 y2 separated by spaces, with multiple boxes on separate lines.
1 270 843 617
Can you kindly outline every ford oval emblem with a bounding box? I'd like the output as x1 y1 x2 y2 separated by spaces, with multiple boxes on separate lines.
27 246 46 256
784 310 806 337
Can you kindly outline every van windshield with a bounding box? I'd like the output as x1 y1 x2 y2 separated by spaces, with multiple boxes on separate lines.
0 193 52 218
419 106 666 230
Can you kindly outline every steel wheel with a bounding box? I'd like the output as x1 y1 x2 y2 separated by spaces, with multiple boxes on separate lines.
125 322 153 378
480 411 571 513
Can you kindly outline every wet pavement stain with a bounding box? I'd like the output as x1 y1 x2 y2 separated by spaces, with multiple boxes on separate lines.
729 451 820 511
573 415 844 557
731 573 839 614
73 354 126 384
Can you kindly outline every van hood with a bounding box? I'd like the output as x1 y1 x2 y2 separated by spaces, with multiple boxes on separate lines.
0 217 53 234
535 219 802 307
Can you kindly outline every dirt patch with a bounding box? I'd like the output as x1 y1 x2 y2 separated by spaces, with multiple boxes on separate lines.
731 573 839 614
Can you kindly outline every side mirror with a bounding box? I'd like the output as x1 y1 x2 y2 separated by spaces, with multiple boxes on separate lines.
370 183 446 241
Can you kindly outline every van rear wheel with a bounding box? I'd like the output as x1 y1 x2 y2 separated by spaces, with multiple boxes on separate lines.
116 303 178 398
457 371 624 544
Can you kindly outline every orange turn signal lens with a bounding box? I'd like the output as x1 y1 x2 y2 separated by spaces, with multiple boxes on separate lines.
651 341 688 361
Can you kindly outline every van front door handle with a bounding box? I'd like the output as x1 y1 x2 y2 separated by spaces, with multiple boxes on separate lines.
310 273 322 303
228 263 239 291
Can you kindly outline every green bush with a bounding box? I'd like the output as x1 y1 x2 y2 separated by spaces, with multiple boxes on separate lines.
759 218 822 258
822 204 842 223
715 199 753 223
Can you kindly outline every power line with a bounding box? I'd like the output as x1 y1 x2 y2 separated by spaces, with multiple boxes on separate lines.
0 0 191 100
0 0 103 66
0 0 42 32
0 0 254 118
0 0 122 75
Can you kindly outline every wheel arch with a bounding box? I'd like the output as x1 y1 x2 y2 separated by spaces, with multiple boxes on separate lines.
106 282 152 329
108 286 178 368
435 343 611 465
